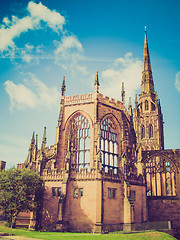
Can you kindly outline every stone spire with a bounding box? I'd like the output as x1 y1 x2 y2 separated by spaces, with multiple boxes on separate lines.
136 28 164 151
135 94 138 109
121 82 125 105
26 131 36 164
35 134 38 149
61 76 66 96
31 131 35 145
128 97 132 116
58 76 66 125
41 127 46 149
141 27 155 94
94 71 100 93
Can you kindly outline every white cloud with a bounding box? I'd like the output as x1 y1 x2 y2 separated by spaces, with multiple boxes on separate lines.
21 53 32 63
27 1 65 31
0 1 86 73
24 43 34 50
76 65 88 75
2 17 11 26
4 80 37 111
54 35 88 76
175 71 180 92
0 43 44 64
0 16 34 51
101 52 142 104
30 74 59 108
20 44 41 63
0 1 65 51
55 35 83 56
4 74 60 111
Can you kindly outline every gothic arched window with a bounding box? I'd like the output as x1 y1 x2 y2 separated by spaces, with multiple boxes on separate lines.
101 117 118 174
145 100 149 111
70 114 90 172
145 156 176 197
141 125 145 139
149 124 153 138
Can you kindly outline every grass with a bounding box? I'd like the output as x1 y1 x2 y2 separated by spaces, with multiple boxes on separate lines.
0 225 177 240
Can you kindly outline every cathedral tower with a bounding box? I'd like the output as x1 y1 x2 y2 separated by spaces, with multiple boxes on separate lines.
133 28 164 150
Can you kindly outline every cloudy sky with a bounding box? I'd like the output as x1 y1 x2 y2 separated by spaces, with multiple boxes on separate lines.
0 0 180 168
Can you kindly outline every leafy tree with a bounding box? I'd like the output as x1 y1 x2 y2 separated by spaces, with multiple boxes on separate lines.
0 167 44 228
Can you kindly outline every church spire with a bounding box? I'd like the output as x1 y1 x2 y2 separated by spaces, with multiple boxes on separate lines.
61 76 66 96
121 82 125 105
94 71 99 86
56 76 66 143
94 71 100 93
141 27 155 94
35 134 38 149
135 28 164 151
128 97 132 116
135 94 138 108
31 131 35 145
41 127 46 149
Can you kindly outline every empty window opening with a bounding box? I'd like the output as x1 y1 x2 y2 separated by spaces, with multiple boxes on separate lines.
145 156 176 197
101 117 119 174
70 114 90 172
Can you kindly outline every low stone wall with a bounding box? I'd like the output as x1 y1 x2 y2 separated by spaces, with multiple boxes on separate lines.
102 221 172 233
103 223 123 232
122 221 172 232
131 221 171 231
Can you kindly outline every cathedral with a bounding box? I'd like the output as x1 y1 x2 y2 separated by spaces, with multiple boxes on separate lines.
17 29 180 233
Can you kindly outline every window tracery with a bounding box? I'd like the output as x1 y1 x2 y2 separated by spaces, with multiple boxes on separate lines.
100 117 118 174
145 156 176 197
70 114 90 172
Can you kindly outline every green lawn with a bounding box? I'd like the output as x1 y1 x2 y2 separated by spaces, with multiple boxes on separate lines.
0 226 177 240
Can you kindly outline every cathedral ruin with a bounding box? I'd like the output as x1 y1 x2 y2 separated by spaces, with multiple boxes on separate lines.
17 29 180 233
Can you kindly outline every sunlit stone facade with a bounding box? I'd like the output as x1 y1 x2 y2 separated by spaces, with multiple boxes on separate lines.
18 30 180 232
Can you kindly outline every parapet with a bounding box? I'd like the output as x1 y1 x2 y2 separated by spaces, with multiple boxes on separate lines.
98 94 130 121
64 92 130 121
65 93 94 105
42 169 64 181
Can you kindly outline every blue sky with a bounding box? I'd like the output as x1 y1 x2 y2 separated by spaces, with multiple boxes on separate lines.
0 0 180 168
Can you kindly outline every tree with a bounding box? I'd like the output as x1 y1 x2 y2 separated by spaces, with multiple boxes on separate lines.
0 167 44 228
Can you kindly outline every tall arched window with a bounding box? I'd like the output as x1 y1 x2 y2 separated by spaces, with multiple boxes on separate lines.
70 114 90 172
101 117 118 174
145 156 176 197
141 125 145 139
149 124 153 138
145 100 149 111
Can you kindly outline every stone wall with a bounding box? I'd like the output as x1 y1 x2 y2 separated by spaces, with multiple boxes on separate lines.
148 196 180 222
